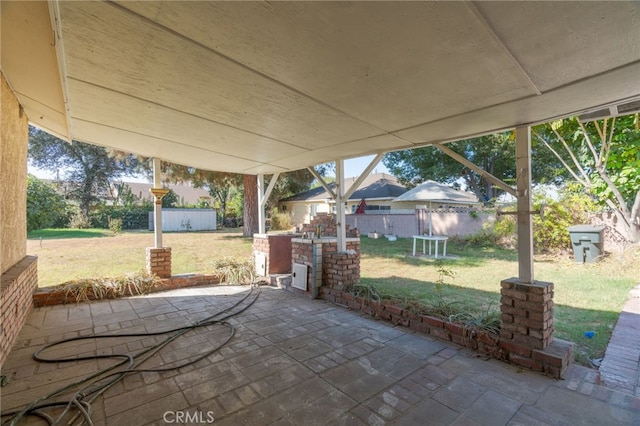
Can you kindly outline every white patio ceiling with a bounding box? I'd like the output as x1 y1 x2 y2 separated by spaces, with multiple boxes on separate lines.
3 1 640 175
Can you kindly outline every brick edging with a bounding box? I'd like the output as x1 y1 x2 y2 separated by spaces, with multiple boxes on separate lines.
33 274 221 307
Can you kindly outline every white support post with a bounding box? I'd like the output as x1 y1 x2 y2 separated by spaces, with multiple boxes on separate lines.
336 159 347 252
152 158 163 249
258 174 265 235
257 172 281 235
515 126 534 283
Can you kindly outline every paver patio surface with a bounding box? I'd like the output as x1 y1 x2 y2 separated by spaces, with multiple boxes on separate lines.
1 285 639 425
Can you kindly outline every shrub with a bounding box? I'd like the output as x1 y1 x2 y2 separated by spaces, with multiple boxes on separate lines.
212 257 256 284
108 217 123 235
69 212 92 229
60 272 161 303
465 216 515 248
269 211 293 231
90 205 151 229
533 188 598 254
26 175 70 231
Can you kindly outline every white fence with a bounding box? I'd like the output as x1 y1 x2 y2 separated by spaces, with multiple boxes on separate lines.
149 208 217 232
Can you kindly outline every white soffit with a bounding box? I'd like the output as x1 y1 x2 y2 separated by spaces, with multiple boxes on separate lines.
3 1 640 174
0 1 68 139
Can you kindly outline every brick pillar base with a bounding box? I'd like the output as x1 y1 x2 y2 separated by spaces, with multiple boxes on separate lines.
500 278 554 349
146 247 172 278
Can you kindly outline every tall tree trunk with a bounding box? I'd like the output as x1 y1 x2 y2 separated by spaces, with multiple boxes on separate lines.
243 174 259 237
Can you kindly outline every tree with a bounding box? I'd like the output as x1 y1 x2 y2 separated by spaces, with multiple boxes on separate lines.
161 189 179 208
533 114 640 242
383 132 565 202
243 174 259 237
28 127 139 218
26 175 70 231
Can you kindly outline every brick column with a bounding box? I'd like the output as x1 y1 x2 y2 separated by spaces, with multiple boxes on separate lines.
146 247 172 278
500 278 553 349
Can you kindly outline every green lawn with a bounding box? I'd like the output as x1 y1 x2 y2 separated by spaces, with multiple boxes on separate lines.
360 236 638 365
28 229 638 365
27 228 253 287
28 228 113 239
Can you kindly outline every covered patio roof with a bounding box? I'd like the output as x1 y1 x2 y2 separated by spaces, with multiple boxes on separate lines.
3 1 640 174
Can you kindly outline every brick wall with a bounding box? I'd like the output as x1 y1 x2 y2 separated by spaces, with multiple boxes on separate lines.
146 247 172 278
1 256 37 368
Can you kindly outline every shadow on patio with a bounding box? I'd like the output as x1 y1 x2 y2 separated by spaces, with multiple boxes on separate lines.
1 285 638 425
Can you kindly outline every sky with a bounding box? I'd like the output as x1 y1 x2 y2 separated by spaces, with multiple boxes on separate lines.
27 154 391 183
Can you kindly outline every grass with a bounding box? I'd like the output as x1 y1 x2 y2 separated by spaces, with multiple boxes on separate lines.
360 236 639 365
28 228 253 287
28 228 638 365
28 228 112 239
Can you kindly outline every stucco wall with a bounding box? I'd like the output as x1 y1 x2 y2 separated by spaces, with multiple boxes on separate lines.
1 73 28 274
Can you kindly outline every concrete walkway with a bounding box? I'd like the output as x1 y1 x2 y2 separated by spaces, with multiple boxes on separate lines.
599 283 640 397
1 285 639 425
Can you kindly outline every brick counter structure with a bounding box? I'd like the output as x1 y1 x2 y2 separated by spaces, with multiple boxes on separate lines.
280 213 361 298
1 256 38 367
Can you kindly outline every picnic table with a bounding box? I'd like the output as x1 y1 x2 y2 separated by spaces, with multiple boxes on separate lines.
412 235 448 258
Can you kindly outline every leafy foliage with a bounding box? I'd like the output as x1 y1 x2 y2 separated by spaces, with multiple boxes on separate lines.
382 131 565 202
28 127 140 218
269 210 293 231
59 272 161 304
26 175 70 231
90 205 151 229
108 217 123 235
532 187 598 253
211 257 256 284
533 113 640 241
161 189 179 208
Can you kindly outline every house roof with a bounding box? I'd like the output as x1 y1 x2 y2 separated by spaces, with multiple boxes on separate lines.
393 180 480 205
280 173 406 203
3 2 639 175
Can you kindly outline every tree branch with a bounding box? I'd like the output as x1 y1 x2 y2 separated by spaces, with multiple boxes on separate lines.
577 119 601 167
550 122 591 182
532 129 589 186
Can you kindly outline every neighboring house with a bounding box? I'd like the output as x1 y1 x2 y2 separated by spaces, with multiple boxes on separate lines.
279 173 407 226
112 182 212 206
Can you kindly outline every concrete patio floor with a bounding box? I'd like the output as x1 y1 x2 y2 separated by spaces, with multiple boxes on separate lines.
1 285 639 425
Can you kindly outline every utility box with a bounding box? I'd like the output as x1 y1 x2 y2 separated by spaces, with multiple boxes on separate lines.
568 225 605 263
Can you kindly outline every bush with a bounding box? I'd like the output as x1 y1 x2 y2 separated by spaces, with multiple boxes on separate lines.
90 205 151 230
26 175 70 231
108 217 123 235
465 215 515 248
212 257 256 284
69 212 92 229
269 211 293 231
533 189 598 254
